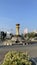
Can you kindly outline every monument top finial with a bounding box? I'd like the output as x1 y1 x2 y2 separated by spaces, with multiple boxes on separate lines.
16 24 20 26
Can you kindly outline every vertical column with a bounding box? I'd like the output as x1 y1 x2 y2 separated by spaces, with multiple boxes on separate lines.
16 24 20 35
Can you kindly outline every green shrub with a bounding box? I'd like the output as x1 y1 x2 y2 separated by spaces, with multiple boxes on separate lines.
2 51 32 65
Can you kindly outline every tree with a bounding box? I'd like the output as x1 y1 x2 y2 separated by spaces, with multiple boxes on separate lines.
2 51 32 65
24 32 35 39
21 33 24 39
10 33 13 38
1 31 6 40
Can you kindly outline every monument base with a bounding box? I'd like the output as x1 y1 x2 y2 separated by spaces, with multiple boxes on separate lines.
11 34 25 44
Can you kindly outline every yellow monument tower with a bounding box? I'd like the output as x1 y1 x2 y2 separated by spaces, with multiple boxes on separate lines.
16 24 20 36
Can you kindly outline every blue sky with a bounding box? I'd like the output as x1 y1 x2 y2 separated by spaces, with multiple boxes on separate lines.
0 0 37 33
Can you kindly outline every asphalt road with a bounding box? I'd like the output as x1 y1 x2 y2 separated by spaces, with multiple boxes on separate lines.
0 43 37 64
